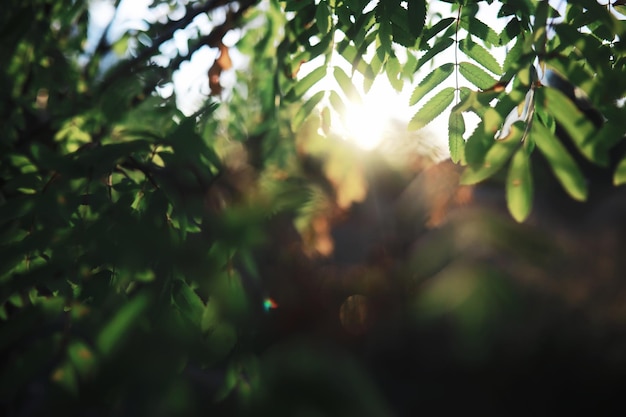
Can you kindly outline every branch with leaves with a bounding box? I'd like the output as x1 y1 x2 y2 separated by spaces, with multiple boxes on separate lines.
278 0 626 221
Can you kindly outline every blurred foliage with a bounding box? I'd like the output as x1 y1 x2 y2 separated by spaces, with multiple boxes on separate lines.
2 1 626 416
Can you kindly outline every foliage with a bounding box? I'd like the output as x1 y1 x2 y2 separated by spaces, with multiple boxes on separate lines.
1 0 626 415
279 0 626 221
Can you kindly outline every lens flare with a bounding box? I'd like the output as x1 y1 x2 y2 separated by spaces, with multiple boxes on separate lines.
263 297 278 312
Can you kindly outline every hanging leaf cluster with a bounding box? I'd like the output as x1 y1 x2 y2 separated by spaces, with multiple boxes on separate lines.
278 0 626 221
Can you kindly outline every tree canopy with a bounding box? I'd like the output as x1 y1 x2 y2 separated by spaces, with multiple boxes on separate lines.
2 0 626 415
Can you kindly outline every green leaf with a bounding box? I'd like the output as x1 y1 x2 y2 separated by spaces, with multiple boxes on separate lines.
333 66 362 104
448 112 466 164
502 35 526 74
385 55 403 92
483 107 504 136
409 63 454 106
461 121 523 185
459 38 502 75
338 42 376 79
420 17 455 47
567 0 617 36
460 16 500 47
532 118 588 201
537 87 604 165
201 300 220 333
615 3 626 16
329 89 347 116
307 31 334 58
173 279 205 326
614 154 626 186
533 0 550 51
499 18 521 45
315 2 332 35
407 0 427 38
408 87 455 131
458 62 498 90
68 340 97 378
506 146 534 222
414 37 455 71
288 66 327 101
292 90 325 131
451 87 478 114
96 294 150 356
205 322 237 360
464 120 492 166
378 19 393 54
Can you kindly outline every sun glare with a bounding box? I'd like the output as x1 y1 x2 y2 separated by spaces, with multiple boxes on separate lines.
341 100 391 150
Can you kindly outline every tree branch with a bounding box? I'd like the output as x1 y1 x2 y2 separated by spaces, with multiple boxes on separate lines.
98 0 249 92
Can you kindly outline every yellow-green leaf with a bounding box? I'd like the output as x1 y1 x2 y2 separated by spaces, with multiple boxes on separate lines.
329 89 347 116
408 87 455 131
459 38 502 75
289 66 327 101
459 61 498 90
409 63 454 106
614 155 626 186
448 112 466 164
461 121 523 185
386 55 403 92
536 87 603 165
464 120 492 167
292 90 326 131
506 146 534 222
333 66 362 104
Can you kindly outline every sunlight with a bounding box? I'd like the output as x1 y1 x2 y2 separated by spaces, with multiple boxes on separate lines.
340 98 391 150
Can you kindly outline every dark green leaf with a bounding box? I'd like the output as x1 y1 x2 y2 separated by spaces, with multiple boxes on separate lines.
315 2 332 35
378 19 393 54
407 0 427 38
532 0 550 51
499 18 521 45
96 294 150 356
532 117 588 201
502 35 527 74
173 279 205 326
420 17 456 47
460 16 500 47
414 37 455 71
